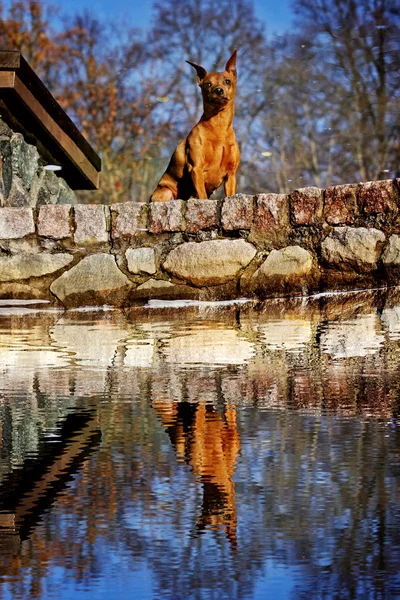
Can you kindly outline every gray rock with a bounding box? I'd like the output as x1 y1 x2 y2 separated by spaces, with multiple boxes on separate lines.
74 205 109 244
111 202 147 238
248 245 315 296
131 278 200 300
253 193 289 231
7 177 29 207
0 118 13 137
358 179 396 215
0 139 12 199
249 193 291 249
126 247 156 274
0 282 52 300
257 246 313 278
36 170 61 206
323 183 358 225
290 186 323 225
321 226 385 271
11 133 39 190
186 199 219 233
221 194 254 230
57 178 76 205
0 253 73 281
382 235 400 266
163 239 257 286
50 253 132 307
0 207 35 238
148 200 185 233
37 205 72 239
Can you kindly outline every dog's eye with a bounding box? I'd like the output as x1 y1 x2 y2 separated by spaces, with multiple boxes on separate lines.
205 82 212 88
224 79 231 85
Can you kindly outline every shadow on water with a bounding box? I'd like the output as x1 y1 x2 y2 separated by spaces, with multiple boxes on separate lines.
1 288 400 598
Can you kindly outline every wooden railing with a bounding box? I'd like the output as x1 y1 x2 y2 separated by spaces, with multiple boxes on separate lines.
0 51 101 190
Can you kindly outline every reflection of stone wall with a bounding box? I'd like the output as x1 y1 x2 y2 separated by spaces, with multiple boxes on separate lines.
0 118 76 208
2 289 400 470
0 180 400 307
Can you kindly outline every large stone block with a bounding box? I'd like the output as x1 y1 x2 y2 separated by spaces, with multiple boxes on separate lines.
11 133 39 191
321 226 385 271
324 184 358 225
163 239 257 286
249 193 290 248
186 199 219 233
382 235 400 266
6 177 29 207
131 278 200 300
358 179 397 215
248 245 315 296
221 194 254 230
0 253 73 281
36 170 73 206
74 205 109 244
0 139 12 201
0 207 35 238
38 205 72 239
253 193 288 231
126 247 157 274
290 186 323 225
148 200 185 233
257 246 313 277
111 202 147 238
50 253 133 307
57 179 76 205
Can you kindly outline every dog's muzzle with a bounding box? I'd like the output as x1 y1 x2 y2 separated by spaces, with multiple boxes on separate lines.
210 87 228 103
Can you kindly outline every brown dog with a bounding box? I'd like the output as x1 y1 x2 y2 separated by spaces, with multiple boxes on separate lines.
150 50 240 202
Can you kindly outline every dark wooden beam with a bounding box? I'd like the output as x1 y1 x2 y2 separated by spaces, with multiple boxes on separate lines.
0 51 101 190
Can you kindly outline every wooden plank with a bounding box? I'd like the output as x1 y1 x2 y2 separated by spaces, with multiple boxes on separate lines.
13 74 100 188
0 52 101 186
15 54 102 171
0 71 15 88
0 51 21 70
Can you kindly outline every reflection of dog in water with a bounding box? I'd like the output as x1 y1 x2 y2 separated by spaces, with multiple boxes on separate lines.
150 50 240 202
153 400 240 548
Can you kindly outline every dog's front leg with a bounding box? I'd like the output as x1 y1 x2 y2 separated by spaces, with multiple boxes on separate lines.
186 135 208 199
188 164 207 199
224 171 237 197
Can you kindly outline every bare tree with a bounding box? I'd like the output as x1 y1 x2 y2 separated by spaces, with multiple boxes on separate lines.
293 0 400 182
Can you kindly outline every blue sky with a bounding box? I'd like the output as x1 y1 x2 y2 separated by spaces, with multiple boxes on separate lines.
56 0 295 35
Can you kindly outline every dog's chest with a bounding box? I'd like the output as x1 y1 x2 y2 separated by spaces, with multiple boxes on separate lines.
204 135 235 169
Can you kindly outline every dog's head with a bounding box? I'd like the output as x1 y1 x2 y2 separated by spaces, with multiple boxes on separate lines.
186 50 237 107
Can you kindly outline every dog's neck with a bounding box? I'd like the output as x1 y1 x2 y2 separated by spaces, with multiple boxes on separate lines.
200 100 235 128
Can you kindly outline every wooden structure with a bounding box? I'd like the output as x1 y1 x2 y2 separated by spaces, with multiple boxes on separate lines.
0 411 101 551
0 51 101 190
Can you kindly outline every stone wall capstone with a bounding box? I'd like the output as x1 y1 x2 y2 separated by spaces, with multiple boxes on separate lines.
0 179 399 308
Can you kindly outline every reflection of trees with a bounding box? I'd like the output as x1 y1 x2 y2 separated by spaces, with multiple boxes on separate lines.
2 291 400 596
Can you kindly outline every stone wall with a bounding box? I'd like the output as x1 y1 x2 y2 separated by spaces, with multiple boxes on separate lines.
1 179 400 308
0 117 76 208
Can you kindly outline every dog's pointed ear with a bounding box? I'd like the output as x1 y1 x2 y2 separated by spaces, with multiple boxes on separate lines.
225 49 237 79
186 60 207 83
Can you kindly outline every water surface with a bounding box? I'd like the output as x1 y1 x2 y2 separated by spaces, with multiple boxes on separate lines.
1 290 400 599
